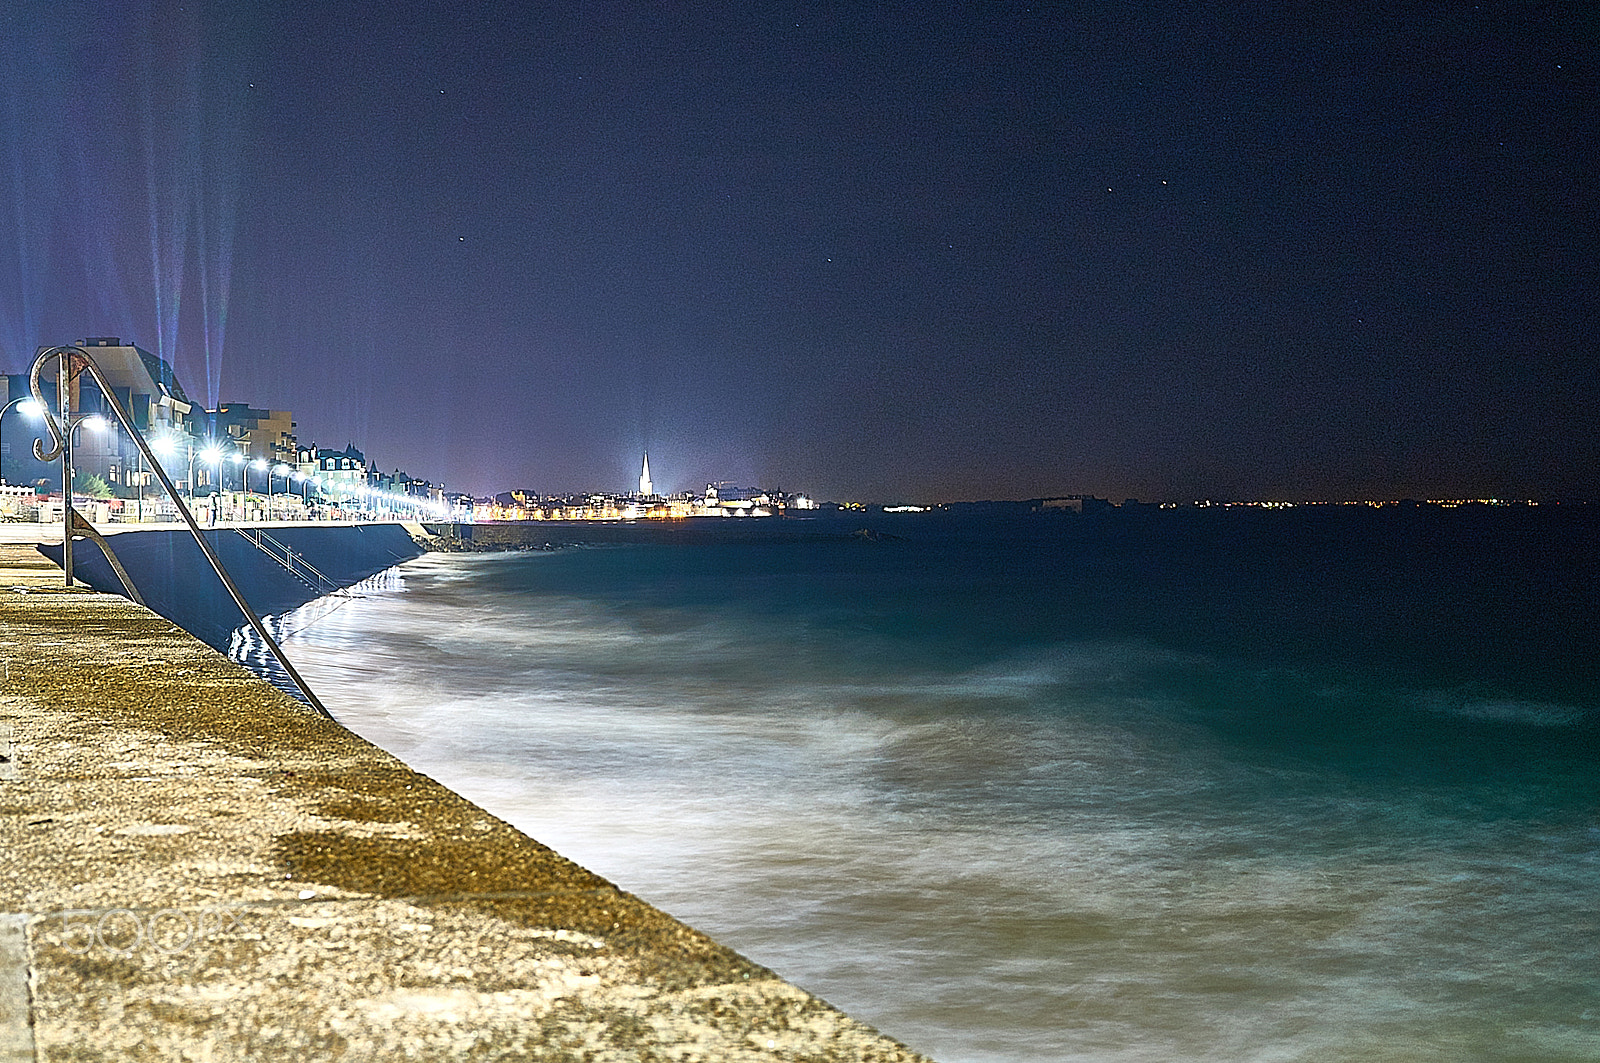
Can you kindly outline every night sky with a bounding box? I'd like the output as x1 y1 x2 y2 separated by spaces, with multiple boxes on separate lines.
2 2 1595 502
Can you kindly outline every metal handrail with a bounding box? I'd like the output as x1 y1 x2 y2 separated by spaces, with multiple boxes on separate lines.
28 346 336 721
235 527 342 596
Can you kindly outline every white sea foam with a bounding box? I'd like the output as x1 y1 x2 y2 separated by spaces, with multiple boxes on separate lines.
1418 692 1591 728
259 551 1600 1063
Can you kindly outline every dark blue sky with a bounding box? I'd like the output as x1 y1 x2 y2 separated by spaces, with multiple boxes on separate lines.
2 1 1595 501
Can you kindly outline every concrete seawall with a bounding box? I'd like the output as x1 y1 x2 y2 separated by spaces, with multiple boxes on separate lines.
0 539 931 1060
37 523 426 653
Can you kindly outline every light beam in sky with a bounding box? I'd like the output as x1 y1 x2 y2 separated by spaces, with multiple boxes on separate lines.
139 3 194 396
0 9 67 363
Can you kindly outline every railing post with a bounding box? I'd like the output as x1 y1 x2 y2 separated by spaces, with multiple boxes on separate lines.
59 346 73 587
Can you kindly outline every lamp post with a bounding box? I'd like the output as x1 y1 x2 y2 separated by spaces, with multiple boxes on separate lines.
151 435 180 504
250 458 266 506
133 444 145 521
200 444 223 522
230 452 245 516
0 397 44 486
64 414 108 512
272 465 291 520
149 394 185 512
74 415 109 486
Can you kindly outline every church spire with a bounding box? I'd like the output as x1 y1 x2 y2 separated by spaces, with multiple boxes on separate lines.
639 452 653 496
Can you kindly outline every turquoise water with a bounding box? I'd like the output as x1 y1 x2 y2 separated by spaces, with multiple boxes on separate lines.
259 510 1600 1061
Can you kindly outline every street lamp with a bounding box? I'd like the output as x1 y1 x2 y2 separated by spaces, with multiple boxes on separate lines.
71 416 109 500
200 443 224 516
151 435 187 501
131 443 147 521
274 465 292 519
0 397 44 486
224 452 243 521
246 457 265 521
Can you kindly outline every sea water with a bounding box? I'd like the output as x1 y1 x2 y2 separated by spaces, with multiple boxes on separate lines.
246 509 1600 1062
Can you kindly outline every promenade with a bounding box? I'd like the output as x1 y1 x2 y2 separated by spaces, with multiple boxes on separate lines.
0 532 929 1061
0 518 408 545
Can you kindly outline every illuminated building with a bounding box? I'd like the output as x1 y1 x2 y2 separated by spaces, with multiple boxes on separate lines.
212 404 298 467
28 337 198 496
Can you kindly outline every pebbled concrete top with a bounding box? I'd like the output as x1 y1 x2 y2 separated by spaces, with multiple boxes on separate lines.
0 545 932 1061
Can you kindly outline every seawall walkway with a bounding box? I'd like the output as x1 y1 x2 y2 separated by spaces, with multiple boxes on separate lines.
0 538 930 1061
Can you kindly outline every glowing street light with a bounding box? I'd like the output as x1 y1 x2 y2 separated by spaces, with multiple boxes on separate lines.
271 464 291 517
198 443 224 510
149 434 199 501
0 397 44 486
227 451 244 515
67 415 112 500
246 456 265 499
